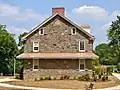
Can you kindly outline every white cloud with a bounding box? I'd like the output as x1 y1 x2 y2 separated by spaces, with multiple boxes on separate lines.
6 26 28 35
0 3 19 16
72 5 109 21
72 5 120 22
0 3 47 21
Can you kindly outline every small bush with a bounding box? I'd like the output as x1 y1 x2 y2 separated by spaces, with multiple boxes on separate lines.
77 75 83 81
40 77 44 80
45 76 51 80
15 74 20 79
107 66 113 75
102 75 106 81
94 66 101 74
117 63 120 71
93 75 97 82
84 74 90 81
98 74 102 79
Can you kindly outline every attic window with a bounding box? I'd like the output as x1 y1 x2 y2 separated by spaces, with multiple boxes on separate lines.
39 28 44 35
71 28 76 35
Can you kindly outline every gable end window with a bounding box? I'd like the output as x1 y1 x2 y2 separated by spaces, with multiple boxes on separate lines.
79 41 85 51
71 28 76 35
39 28 44 35
33 42 39 52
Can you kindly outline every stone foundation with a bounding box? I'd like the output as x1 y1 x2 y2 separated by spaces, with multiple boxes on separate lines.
23 69 92 81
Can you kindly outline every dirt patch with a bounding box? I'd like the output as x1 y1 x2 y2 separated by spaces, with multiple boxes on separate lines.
4 76 120 89
0 76 14 79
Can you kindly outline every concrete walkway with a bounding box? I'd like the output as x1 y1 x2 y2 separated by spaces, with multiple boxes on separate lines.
0 74 120 90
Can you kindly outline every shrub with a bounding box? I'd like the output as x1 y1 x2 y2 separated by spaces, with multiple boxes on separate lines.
117 63 120 71
15 74 20 79
77 75 83 81
45 76 51 80
40 77 44 80
102 75 106 81
98 74 102 79
64 75 70 79
107 66 113 74
105 74 108 80
84 74 90 81
93 75 97 82
94 66 101 74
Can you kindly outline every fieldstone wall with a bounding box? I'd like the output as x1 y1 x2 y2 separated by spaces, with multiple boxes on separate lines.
24 15 93 53
23 59 92 81
23 69 92 81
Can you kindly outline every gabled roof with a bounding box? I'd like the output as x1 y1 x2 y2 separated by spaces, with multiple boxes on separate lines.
22 14 95 40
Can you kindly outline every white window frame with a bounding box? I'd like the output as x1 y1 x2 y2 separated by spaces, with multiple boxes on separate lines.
71 27 76 35
33 42 39 52
79 41 85 52
79 59 85 71
33 59 39 71
39 28 44 35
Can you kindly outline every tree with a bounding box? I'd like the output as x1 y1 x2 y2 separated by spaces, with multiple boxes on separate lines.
95 43 115 65
0 25 18 75
18 32 28 54
107 15 120 63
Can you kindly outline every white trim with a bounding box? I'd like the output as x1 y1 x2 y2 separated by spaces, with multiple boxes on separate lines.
39 28 44 35
79 59 85 71
71 27 76 35
33 59 39 71
22 14 94 41
79 41 85 52
33 42 39 52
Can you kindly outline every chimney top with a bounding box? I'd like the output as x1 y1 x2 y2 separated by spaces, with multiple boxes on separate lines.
52 7 65 16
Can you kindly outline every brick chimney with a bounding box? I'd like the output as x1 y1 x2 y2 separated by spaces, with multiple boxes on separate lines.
52 7 65 16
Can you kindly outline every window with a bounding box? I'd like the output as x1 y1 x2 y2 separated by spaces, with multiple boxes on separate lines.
79 60 85 70
33 59 39 71
71 28 76 35
79 41 85 51
33 42 39 52
39 28 44 35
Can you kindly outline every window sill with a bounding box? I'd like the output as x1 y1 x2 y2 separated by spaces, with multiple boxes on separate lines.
79 50 85 52
33 69 38 71
33 51 39 52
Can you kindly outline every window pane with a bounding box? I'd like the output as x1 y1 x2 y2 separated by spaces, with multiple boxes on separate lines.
73 28 76 34
34 60 39 69
80 41 84 50
80 64 84 69
80 60 84 64
34 47 38 50
34 65 38 69
40 29 44 34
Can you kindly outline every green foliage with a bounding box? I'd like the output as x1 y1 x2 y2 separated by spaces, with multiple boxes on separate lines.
107 15 120 64
0 24 18 75
18 32 28 54
92 59 100 66
117 63 120 71
94 66 101 74
77 74 90 81
95 43 114 65
107 66 114 74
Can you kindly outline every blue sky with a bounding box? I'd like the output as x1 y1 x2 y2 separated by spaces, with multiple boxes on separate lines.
0 0 120 48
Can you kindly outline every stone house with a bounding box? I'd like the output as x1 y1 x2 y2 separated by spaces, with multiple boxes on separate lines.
17 7 98 80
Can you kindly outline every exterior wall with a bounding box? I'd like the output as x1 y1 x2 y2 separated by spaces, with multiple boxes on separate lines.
23 59 92 81
24 16 93 53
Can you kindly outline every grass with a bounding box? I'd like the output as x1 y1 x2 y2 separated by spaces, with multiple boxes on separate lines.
3 76 120 89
